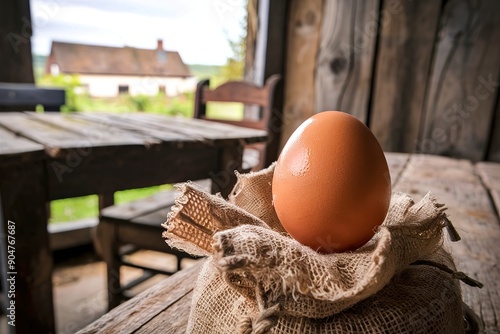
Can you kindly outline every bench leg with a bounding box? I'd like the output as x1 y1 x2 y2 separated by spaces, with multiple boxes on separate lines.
98 221 122 310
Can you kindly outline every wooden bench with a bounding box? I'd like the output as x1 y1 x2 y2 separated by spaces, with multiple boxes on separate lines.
78 153 500 333
0 82 66 111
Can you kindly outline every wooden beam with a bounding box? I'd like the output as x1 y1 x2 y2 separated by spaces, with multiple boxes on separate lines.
315 0 379 124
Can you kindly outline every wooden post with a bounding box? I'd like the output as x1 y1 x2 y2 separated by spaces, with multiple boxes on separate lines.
246 0 289 164
0 0 35 83
0 163 55 334
281 0 323 149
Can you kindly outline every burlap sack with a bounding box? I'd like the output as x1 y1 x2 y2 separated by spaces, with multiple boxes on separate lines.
163 165 481 334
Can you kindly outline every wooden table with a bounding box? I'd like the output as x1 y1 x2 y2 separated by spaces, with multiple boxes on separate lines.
77 153 500 334
0 111 267 334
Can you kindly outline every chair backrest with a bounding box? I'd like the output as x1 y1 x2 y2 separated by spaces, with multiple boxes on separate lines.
194 74 281 130
0 82 66 112
193 75 282 170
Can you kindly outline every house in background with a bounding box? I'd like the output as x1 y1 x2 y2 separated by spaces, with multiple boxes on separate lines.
45 39 195 97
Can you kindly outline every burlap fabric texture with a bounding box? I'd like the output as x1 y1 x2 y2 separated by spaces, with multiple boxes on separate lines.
162 164 481 334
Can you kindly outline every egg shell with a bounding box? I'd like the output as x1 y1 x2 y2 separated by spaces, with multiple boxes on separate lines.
272 111 391 253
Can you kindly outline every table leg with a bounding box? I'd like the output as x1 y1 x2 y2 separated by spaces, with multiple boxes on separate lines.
0 163 55 334
210 144 243 198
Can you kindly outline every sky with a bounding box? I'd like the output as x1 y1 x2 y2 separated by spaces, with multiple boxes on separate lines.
30 0 246 65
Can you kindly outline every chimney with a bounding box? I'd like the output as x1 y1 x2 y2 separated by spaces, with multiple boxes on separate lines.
157 39 163 50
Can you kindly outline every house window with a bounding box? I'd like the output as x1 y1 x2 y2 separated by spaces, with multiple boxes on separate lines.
159 85 166 94
118 85 129 94
50 63 60 76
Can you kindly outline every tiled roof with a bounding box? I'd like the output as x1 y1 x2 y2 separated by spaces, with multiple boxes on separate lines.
48 41 192 77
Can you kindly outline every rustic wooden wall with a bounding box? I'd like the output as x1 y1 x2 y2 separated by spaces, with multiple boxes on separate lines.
281 0 500 162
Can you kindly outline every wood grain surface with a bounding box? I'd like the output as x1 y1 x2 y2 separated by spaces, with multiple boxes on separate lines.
0 126 44 167
419 0 500 162
392 154 500 333
75 262 201 334
315 0 379 123
369 0 441 153
280 0 323 150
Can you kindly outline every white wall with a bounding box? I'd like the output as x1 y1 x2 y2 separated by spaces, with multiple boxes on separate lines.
78 74 197 97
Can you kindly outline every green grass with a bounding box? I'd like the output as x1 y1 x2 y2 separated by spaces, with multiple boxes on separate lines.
206 102 244 120
50 195 99 223
188 64 223 79
50 184 173 223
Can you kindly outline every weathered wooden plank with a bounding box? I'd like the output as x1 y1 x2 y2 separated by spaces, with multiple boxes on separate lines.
202 82 268 105
75 261 201 334
393 155 500 332
74 112 198 144
280 0 323 149
0 126 44 167
25 112 159 146
101 190 177 222
48 218 97 251
315 0 379 124
0 113 145 157
126 113 268 143
419 0 500 162
0 83 65 111
370 0 442 153
81 112 267 146
476 162 500 214
116 223 174 253
476 162 500 189
134 290 193 334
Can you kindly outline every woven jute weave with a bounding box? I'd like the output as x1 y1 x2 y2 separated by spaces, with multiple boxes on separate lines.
163 165 480 334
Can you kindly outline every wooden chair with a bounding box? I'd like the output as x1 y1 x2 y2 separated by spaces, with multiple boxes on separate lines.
0 82 66 111
194 74 281 171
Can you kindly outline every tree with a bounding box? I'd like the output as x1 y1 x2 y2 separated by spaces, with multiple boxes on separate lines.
221 2 247 81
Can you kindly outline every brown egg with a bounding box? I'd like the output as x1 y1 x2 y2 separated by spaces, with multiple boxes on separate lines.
272 111 391 253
